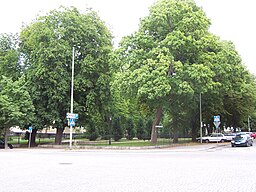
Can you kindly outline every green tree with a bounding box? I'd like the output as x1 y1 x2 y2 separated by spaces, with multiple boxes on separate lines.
20 7 113 144
0 76 34 148
112 116 123 141
0 33 21 80
115 0 255 143
86 120 99 141
144 118 153 140
197 38 256 135
115 0 214 144
125 117 136 140
0 33 35 148
136 118 145 140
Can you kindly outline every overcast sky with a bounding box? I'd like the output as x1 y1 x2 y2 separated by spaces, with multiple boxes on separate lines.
1 0 255 74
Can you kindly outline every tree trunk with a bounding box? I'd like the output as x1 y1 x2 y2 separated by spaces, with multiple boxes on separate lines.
172 117 179 143
151 107 163 145
4 127 8 149
30 129 37 147
191 118 197 142
173 133 179 143
55 127 64 145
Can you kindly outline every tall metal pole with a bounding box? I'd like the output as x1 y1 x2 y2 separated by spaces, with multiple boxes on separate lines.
70 47 75 149
200 93 203 143
29 131 32 148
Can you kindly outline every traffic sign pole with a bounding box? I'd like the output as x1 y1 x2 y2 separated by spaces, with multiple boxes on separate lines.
213 115 221 133
28 126 32 148
66 113 78 119
200 93 202 144
70 47 75 150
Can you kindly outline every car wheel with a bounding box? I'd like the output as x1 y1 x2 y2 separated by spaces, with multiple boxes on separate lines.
220 139 225 143
231 144 234 147
205 139 209 143
8 144 13 149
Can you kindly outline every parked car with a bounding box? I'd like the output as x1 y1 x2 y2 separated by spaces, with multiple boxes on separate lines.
197 133 226 143
250 132 256 139
231 133 253 147
237 132 254 139
0 139 13 149
223 133 236 141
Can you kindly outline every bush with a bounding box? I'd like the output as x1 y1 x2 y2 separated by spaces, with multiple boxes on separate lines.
112 116 123 141
86 120 99 141
142 118 153 140
125 118 136 140
137 118 145 140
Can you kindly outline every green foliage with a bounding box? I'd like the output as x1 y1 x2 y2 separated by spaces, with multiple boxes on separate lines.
125 117 136 140
144 118 153 140
0 0 255 146
112 116 123 141
114 0 214 143
135 117 152 140
0 33 21 81
0 76 35 129
86 120 99 141
136 118 145 140
20 7 113 132
114 0 256 142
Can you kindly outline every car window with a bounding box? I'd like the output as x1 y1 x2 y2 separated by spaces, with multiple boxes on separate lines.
235 135 246 139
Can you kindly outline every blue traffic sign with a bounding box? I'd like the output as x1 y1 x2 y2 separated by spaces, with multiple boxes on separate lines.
214 115 220 122
66 113 79 119
69 118 75 126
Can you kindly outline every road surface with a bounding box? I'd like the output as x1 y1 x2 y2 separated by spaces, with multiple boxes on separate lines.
1 142 255 192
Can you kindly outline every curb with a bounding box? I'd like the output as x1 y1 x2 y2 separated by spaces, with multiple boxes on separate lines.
37 142 228 150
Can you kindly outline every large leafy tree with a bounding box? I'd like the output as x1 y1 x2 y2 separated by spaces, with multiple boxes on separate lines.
20 7 113 144
114 0 255 144
194 32 256 133
115 0 215 144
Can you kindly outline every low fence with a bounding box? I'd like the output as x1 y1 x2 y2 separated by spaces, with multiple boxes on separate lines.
6 132 192 147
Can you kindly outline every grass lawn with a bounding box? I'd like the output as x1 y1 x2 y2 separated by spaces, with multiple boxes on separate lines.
75 138 193 147
7 135 193 148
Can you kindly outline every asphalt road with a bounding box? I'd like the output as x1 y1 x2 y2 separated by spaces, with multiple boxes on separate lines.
1 142 256 192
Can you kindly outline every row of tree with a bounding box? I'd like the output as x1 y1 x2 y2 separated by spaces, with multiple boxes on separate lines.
86 117 153 142
1 0 256 147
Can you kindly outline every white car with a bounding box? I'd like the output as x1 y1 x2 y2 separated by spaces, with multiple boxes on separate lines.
224 133 236 141
197 133 226 143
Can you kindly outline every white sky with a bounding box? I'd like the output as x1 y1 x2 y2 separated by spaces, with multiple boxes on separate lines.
0 0 255 74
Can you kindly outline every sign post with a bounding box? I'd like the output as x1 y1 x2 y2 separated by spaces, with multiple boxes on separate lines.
213 115 221 129
69 118 75 127
69 47 76 149
28 126 32 148
213 115 221 143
